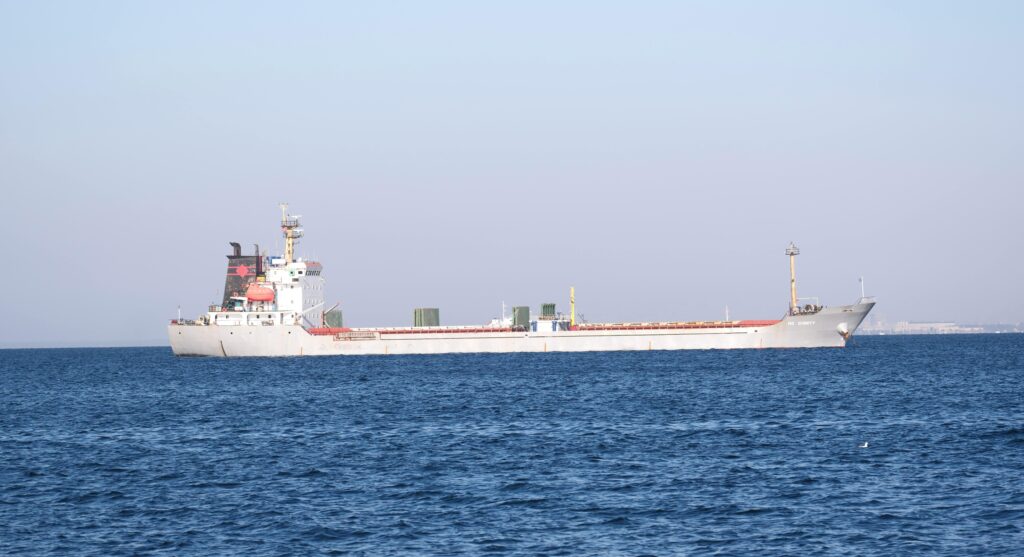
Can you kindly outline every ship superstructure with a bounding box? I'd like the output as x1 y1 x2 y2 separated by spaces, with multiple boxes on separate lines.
169 207 875 357
202 205 324 329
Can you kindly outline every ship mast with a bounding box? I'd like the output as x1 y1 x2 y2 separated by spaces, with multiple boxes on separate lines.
570 286 576 328
786 242 800 314
280 203 303 265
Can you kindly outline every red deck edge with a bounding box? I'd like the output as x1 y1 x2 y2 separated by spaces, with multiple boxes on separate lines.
575 320 780 331
306 327 353 335
378 328 517 335
306 320 781 336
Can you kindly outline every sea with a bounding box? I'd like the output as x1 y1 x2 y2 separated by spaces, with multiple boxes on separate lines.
1 335 1022 556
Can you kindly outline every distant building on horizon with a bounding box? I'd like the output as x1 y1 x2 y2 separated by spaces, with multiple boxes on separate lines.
858 318 1022 335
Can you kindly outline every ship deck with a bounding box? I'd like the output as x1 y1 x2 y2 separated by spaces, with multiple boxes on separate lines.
305 320 782 336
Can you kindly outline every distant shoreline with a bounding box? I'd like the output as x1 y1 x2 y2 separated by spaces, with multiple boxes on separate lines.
857 331 1023 336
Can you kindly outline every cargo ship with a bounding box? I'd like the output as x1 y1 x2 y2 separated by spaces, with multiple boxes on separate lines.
168 206 875 357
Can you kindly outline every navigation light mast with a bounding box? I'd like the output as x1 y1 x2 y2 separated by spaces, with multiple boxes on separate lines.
570 286 576 329
786 242 800 314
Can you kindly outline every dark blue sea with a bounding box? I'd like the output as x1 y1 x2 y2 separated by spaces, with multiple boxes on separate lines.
2 335 1022 556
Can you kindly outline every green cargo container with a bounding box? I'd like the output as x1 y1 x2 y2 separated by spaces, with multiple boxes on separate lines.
541 303 556 317
513 306 530 329
414 307 440 327
324 309 344 328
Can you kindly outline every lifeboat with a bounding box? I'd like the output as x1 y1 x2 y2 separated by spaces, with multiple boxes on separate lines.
245 284 275 302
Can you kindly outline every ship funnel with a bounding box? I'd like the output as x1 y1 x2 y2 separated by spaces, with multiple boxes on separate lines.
255 243 262 277
223 243 259 307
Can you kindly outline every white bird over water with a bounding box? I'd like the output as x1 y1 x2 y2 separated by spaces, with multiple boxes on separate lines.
859 442 869 449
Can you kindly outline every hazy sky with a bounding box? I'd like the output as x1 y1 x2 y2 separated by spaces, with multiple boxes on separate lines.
1 1 1021 347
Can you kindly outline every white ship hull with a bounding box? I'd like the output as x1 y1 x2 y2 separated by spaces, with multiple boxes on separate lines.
168 208 876 358
169 300 874 357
